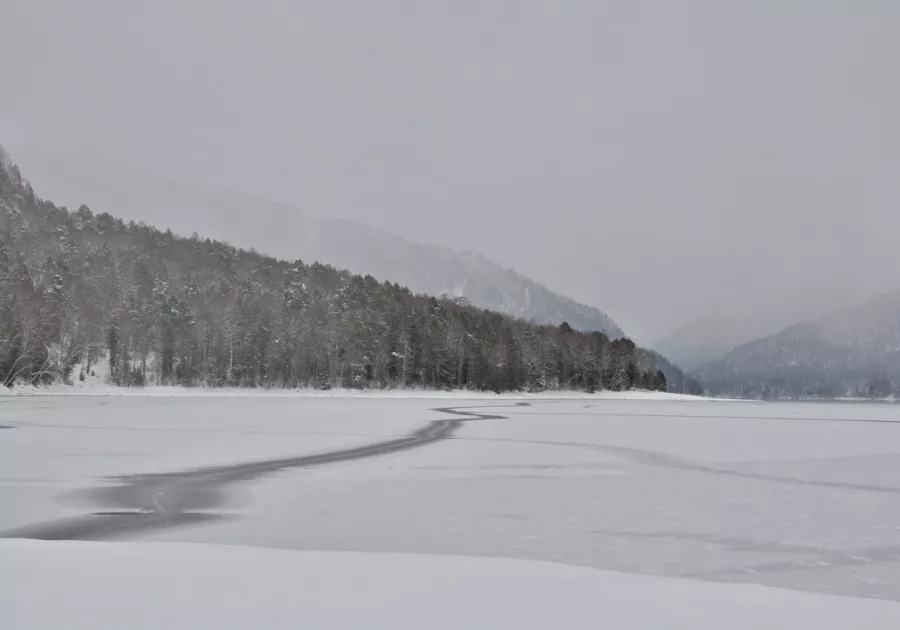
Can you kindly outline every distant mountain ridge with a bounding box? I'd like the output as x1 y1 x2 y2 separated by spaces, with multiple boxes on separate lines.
304 218 624 338
651 313 777 372
693 291 900 399
651 304 834 372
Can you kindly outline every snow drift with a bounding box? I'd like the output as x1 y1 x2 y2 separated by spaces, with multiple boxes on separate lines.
2 540 898 629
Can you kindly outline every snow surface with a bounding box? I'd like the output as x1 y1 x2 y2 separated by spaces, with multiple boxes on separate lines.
3 395 900 606
2 539 899 629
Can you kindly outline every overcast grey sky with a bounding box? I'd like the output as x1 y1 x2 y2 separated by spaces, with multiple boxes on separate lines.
2 0 899 341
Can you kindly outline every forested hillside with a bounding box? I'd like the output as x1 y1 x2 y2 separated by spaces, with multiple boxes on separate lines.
694 292 900 399
0 147 675 393
8 150 623 338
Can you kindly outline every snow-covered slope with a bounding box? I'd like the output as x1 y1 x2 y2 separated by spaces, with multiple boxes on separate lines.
2 540 897 629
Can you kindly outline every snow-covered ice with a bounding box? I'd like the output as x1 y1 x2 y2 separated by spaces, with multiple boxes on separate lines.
0 397 427 531
2 394 900 623
3 539 899 629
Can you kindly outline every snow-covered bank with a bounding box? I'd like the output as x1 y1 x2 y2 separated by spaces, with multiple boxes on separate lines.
0 382 709 401
2 540 897 629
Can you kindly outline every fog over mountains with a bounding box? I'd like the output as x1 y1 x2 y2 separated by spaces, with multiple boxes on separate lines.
5 2 900 349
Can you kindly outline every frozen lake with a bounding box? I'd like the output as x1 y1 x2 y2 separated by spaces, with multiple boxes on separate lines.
2 394 900 602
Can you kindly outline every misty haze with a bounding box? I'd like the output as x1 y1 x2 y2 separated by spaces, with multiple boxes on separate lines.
2 1 900 628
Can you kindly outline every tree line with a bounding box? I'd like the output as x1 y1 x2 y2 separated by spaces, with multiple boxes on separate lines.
0 148 676 393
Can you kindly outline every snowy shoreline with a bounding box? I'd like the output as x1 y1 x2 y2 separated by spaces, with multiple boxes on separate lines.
0 383 710 401
8 381 892 403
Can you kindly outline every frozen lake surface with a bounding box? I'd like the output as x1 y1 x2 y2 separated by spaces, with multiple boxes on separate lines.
2 394 900 602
